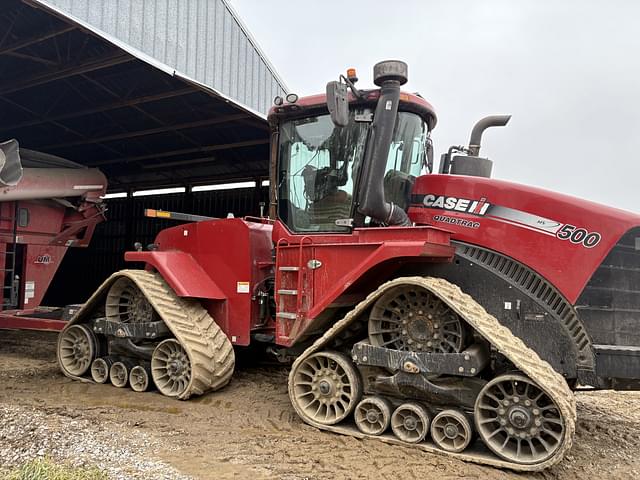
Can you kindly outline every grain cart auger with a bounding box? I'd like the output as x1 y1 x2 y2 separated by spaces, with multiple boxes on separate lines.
0 140 106 330
58 60 640 471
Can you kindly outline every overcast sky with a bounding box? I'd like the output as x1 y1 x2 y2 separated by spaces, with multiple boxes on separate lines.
228 0 640 213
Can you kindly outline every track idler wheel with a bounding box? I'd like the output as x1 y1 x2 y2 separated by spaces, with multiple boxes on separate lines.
91 357 114 383
431 409 473 453
474 374 565 464
151 339 192 397
129 364 152 392
354 396 392 435
58 325 98 377
290 351 362 426
390 402 431 443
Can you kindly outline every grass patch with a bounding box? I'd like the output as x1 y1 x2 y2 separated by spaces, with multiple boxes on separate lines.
6 457 108 480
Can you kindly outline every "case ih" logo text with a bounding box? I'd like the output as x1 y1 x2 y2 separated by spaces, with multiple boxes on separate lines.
422 194 491 215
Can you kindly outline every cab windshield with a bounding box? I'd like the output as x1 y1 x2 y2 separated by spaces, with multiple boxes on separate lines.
278 110 428 232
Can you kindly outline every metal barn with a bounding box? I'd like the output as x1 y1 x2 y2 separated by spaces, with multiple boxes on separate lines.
0 0 287 308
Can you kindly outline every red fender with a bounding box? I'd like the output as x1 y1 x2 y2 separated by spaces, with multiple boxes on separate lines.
125 251 226 300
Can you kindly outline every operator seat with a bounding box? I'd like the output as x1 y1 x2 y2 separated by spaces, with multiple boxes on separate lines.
302 165 352 229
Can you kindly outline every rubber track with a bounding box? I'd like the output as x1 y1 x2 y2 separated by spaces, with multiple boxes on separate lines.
58 270 235 400
288 276 576 471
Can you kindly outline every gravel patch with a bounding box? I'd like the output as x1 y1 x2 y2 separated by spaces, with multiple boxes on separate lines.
0 403 190 480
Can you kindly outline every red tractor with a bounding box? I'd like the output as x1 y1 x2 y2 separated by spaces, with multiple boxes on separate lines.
57 61 640 471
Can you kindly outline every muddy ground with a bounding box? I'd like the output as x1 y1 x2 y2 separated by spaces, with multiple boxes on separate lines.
1 330 639 479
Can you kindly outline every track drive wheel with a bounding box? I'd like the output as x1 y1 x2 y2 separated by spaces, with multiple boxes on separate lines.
431 409 473 453
474 374 565 464
391 402 431 443
369 285 469 353
58 325 98 376
354 396 392 435
151 339 191 397
290 351 362 426
105 277 155 323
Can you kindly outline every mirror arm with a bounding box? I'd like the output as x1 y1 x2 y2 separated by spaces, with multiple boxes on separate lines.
340 74 364 99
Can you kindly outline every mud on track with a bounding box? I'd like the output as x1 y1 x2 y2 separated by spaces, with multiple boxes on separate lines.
1 330 640 479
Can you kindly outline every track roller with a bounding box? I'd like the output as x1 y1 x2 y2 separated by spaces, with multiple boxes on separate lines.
130 364 152 392
91 357 114 383
354 396 392 435
57 324 98 377
110 360 133 388
431 409 473 453
289 351 362 426
390 402 431 443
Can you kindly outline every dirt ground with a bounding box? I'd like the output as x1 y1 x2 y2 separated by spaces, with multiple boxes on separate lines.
1 330 640 480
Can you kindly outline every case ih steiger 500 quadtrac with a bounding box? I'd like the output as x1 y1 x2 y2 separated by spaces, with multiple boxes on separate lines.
58 61 640 471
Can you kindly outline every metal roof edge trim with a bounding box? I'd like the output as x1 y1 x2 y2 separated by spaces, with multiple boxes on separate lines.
27 0 270 122
174 72 267 121
221 0 290 94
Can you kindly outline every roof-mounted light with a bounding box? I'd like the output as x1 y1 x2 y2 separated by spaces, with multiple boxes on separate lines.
285 93 299 103
273 96 284 106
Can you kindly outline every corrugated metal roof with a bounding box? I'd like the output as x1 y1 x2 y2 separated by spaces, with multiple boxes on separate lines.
0 0 272 190
36 0 288 116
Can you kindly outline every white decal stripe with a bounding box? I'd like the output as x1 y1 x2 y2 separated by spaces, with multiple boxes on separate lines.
488 205 562 233
486 215 557 237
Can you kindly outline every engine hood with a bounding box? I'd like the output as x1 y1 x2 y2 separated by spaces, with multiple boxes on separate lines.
408 174 640 303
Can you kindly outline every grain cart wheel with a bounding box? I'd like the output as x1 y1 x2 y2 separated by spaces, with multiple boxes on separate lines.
369 285 469 353
129 365 151 392
354 396 392 435
431 409 473 453
151 339 191 397
390 402 431 443
475 374 565 464
58 325 98 376
105 277 154 323
290 351 362 426
91 357 114 383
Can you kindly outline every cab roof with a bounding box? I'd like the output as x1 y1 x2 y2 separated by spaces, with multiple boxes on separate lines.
268 90 437 131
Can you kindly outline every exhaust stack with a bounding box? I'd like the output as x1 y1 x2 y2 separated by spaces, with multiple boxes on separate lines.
467 115 511 157
443 115 512 178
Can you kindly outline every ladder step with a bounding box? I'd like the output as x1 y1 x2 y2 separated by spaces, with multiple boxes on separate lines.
277 289 298 295
276 312 297 320
279 266 299 272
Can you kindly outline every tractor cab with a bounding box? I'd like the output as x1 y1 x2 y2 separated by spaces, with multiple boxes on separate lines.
268 61 437 234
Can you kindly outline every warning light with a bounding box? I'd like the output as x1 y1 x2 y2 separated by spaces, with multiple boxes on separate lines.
347 68 358 83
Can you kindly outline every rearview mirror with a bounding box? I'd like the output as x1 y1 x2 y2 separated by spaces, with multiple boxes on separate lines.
326 81 349 127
